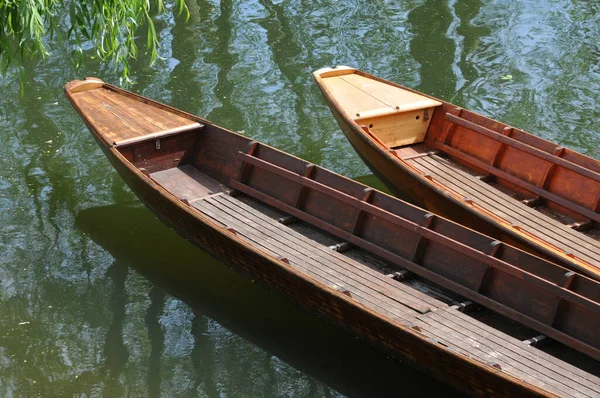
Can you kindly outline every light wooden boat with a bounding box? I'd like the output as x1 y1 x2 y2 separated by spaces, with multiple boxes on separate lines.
314 66 600 282
66 78 600 397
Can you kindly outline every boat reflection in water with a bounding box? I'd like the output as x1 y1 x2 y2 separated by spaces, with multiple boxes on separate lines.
76 204 456 397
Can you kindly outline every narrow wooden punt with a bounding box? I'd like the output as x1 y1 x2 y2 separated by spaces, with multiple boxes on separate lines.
313 67 600 283
66 78 600 397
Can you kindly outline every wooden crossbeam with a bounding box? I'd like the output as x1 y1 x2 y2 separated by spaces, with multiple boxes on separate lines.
278 215 296 225
328 242 352 252
450 301 476 313
538 147 565 191
235 141 259 184
232 151 599 315
410 213 436 264
386 270 411 281
350 188 374 235
549 271 576 326
294 163 316 209
440 107 462 144
522 335 549 347
568 219 593 231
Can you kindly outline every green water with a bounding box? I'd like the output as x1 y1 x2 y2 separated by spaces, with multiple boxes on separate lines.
1 1 599 396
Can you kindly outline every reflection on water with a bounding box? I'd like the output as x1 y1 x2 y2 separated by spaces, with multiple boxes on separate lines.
0 0 598 396
74 205 456 397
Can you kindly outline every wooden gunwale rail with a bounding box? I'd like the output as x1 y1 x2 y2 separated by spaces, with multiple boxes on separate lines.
444 113 600 183
229 144 600 360
441 113 600 223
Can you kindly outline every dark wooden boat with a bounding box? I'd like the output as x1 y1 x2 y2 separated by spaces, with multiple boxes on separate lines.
66 78 600 397
313 67 600 282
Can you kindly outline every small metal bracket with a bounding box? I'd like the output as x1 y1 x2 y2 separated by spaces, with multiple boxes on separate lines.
155 139 161 150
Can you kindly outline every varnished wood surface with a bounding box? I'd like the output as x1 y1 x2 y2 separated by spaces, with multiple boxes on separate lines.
185 183 600 398
320 72 441 116
406 152 600 268
151 165 223 202
68 84 198 145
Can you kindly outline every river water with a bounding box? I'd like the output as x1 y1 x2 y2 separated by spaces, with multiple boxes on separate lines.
0 1 598 396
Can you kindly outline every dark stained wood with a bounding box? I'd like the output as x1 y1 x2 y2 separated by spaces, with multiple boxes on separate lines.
313 67 600 283
66 77 600 398
150 165 223 202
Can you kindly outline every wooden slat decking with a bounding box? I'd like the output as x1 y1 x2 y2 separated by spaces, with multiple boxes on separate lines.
193 193 444 317
184 188 599 398
405 152 600 270
413 309 600 398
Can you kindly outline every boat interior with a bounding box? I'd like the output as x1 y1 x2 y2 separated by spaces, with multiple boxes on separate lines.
316 68 600 274
67 82 600 397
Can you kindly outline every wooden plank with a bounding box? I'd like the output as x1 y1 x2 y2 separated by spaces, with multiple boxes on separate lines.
414 155 600 257
216 194 445 310
150 165 222 202
413 313 595 398
70 92 142 144
229 179 600 360
416 154 600 253
193 197 424 318
426 309 600 395
211 195 438 313
445 113 600 185
114 123 203 146
434 309 600 388
95 87 197 131
439 143 600 223
414 155 600 262
339 73 442 111
319 76 388 118
86 89 166 135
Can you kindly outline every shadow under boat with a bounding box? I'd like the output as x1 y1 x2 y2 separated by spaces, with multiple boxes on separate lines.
76 204 460 398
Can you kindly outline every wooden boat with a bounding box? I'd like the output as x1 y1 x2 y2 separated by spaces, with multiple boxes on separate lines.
313 67 600 282
65 78 600 397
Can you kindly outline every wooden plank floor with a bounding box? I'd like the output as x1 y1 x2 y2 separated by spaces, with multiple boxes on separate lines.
405 152 600 269
182 186 600 397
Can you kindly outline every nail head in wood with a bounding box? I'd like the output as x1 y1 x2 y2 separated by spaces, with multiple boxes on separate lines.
278 215 296 225
522 335 548 347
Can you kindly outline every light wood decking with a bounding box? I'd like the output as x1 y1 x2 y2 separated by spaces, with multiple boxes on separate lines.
69 86 199 145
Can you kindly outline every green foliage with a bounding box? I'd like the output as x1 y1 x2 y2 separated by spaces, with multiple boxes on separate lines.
0 0 189 81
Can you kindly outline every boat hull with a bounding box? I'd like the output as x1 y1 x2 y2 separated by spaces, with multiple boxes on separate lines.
95 138 549 397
